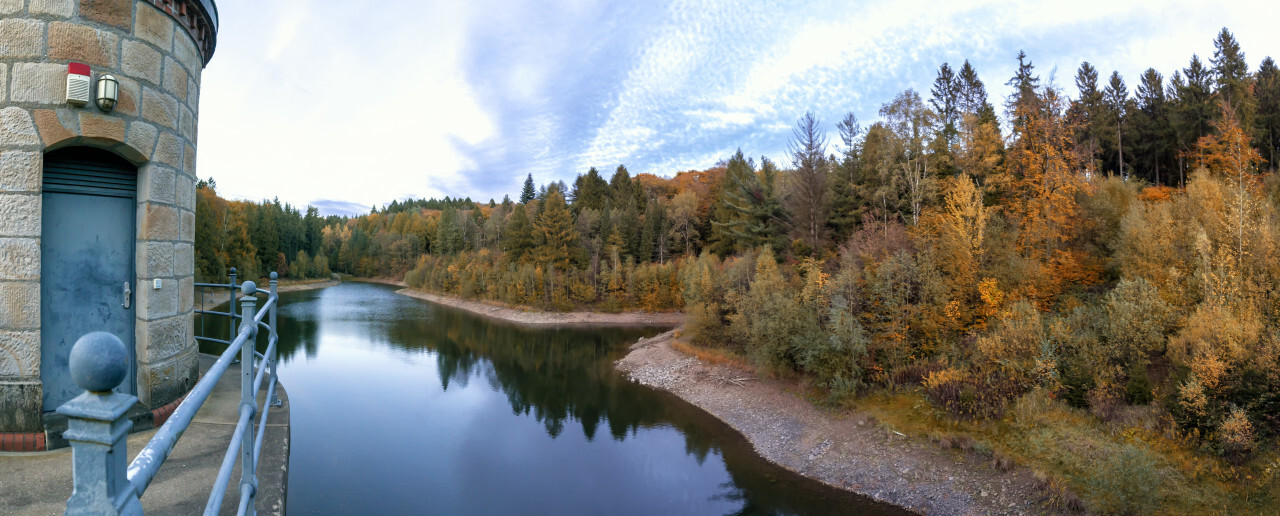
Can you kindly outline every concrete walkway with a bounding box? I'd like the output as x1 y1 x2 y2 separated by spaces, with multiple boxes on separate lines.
0 354 290 515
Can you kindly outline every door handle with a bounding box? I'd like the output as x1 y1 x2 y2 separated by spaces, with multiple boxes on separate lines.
123 281 132 309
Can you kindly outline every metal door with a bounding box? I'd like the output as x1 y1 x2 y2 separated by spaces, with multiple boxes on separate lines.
40 147 138 412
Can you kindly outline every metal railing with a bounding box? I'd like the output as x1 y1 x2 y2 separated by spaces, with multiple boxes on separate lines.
57 270 282 515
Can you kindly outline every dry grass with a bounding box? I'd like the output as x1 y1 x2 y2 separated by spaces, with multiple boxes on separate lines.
670 338 1280 513
853 388 1280 515
671 338 752 370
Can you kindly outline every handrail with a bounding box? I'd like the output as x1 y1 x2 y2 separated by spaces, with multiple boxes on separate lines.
57 270 283 516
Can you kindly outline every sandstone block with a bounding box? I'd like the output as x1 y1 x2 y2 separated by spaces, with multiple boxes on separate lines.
0 238 39 281
0 150 41 192
31 0 75 17
33 110 74 147
10 63 66 105
174 243 193 277
0 281 39 330
0 330 39 378
115 76 140 117
179 105 195 142
176 173 194 210
138 314 187 362
80 0 133 30
137 350 197 407
141 164 176 203
183 143 195 176
0 193 40 237
163 57 188 99
187 77 199 111
0 0 21 15
152 131 182 167
49 21 118 67
141 203 178 240
141 87 178 130
0 19 44 59
140 240 174 278
138 278 178 319
172 29 202 76
1 109 40 148
122 40 162 85
125 120 158 159
179 209 194 242
178 276 193 313
78 112 126 143
134 4 174 51
0 64 7 103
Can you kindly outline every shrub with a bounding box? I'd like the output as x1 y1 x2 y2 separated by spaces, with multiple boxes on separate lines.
1084 444 1163 515
1218 406 1255 461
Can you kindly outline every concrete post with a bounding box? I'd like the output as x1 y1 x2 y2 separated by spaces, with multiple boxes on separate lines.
229 268 238 359
238 281 259 516
57 332 143 516
268 272 281 407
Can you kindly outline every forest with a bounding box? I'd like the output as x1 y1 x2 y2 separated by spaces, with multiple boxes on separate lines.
195 28 1280 512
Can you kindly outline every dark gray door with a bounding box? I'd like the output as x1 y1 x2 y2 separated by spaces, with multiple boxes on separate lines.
40 147 138 412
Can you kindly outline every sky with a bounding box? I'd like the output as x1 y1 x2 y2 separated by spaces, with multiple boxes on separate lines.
196 0 1280 216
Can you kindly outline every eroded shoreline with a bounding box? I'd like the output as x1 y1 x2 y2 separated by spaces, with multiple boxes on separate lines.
616 330 1053 516
394 288 684 326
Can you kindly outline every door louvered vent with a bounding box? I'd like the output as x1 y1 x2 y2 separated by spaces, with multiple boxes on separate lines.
43 147 137 199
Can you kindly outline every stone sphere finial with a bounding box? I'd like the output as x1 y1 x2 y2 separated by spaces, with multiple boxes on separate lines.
69 332 129 393
269 271 278 280
241 280 257 296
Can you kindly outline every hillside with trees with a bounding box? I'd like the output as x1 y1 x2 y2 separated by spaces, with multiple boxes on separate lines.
195 28 1280 513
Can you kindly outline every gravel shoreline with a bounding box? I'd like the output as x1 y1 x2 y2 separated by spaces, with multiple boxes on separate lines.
198 278 339 310
395 288 685 327
616 330 1057 516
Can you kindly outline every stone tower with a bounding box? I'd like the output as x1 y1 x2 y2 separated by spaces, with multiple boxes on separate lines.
0 0 217 450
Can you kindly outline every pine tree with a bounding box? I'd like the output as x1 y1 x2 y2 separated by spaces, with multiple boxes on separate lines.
520 173 536 204
1170 55 1216 181
1256 57 1280 168
1006 50 1041 135
828 112 863 240
533 191 580 269
1072 62 1105 175
787 112 830 251
931 62 961 149
710 150 786 254
1103 71 1130 177
1132 68 1174 184
503 203 537 262
1211 27 1254 129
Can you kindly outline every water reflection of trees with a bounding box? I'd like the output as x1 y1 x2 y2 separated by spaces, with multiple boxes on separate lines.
199 286 903 515
381 305 900 515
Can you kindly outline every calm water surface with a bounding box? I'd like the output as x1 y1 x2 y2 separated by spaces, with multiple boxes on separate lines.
201 282 907 515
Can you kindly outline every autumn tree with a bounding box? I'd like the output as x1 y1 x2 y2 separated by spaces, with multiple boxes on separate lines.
880 89 937 225
667 189 700 256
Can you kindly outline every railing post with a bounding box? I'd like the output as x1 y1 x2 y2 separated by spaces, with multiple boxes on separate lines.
228 267 238 358
58 332 143 516
238 281 259 515
268 272 281 407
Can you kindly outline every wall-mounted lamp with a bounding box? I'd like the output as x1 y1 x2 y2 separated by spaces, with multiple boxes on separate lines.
96 74 118 112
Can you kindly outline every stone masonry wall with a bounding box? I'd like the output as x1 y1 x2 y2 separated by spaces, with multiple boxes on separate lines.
0 0 212 433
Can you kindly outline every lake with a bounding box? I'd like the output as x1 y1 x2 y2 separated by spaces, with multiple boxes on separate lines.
199 281 906 515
